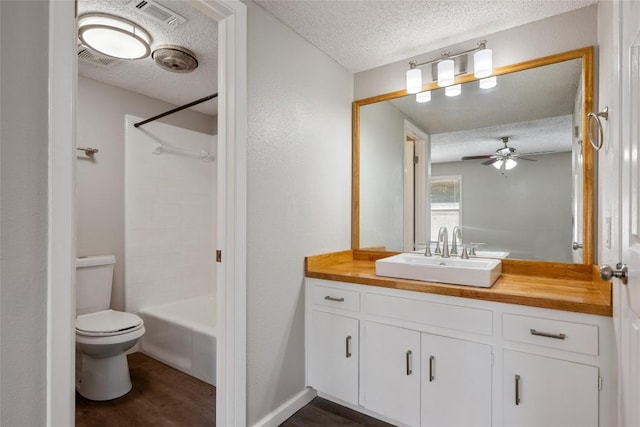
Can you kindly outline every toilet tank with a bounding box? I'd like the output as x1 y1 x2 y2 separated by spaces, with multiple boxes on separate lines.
76 255 116 316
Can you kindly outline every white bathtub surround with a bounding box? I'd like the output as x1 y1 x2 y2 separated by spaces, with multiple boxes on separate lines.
139 296 216 385
124 116 217 314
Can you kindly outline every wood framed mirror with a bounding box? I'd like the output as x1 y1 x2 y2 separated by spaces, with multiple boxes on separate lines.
352 47 594 264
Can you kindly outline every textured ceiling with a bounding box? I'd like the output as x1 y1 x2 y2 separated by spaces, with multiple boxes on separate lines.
255 0 597 73
78 0 218 115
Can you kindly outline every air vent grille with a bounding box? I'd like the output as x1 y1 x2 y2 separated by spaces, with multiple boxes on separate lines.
77 46 119 68
129 0 187 27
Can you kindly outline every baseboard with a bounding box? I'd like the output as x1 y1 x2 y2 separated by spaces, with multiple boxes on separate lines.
251 387 317 427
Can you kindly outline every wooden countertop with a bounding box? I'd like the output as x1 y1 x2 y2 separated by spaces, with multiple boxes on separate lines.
305 250 612 317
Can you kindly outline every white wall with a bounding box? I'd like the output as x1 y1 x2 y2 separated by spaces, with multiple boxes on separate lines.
355 5 598 99
124 116 216 313
433 153 573 262
0 1 48 424
77 77 216 311
359 102 405 250
246 2 353 424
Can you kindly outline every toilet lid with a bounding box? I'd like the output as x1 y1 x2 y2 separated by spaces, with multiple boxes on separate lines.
76 309 143 336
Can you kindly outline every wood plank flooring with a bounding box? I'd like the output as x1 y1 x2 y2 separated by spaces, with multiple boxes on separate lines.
76 352 394 426
76 352 215 427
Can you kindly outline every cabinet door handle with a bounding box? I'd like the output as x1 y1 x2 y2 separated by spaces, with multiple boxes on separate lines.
515 374 521 405
345 336 352 358
530 328 566 340
406 350 413 375
324 296 345 302
429 355 435 382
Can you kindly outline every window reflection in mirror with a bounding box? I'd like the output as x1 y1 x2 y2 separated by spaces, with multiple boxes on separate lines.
356 49 594 264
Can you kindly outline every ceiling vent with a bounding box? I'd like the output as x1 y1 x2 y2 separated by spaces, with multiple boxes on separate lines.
128 0 187 27
77 45 120 68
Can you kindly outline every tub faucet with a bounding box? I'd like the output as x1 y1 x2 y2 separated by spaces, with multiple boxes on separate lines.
437 227 450 258
451 226 462 255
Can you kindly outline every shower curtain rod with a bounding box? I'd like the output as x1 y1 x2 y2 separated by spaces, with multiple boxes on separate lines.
133 93 218 128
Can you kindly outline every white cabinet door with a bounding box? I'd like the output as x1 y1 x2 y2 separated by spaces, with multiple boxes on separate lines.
503 350 598 427
310 310 359 405
361 321 421 427
421 334 492 427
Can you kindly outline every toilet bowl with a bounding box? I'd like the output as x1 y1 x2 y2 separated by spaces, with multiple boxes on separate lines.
76 309 145 400
75 255 145 401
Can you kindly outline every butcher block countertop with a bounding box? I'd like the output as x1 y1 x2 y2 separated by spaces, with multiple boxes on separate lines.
305 250 612 317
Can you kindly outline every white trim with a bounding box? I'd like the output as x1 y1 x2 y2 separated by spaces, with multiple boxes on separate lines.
251 388 316 427
47 1 77 426
47 0 247 425
191 1 248 425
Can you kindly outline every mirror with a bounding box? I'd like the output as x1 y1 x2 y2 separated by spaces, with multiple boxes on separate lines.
353 47 594 264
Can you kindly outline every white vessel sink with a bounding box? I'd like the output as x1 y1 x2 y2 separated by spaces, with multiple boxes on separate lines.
375 253 502 288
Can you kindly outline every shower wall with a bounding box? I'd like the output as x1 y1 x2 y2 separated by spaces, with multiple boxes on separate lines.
124 115 216 314
76 77 215 311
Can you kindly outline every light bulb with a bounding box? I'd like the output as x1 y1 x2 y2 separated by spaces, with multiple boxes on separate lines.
505 158 517 170
437 59 455 87
445 84 461 97
416 91 431 103
474 47 493 78
406 68 423 94
479 76 497 89
493 159 503 170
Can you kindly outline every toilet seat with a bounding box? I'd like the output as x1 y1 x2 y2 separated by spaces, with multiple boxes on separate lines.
76 309 143 337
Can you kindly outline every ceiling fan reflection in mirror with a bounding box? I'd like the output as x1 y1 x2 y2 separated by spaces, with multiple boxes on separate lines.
461 136 553 173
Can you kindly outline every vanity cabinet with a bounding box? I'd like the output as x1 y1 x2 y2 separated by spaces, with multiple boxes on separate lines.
421 334 492 427
361 321 421 426
503 350 598 427
305 278 613 427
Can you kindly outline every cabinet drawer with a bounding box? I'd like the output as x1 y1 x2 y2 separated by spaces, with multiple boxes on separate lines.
312 285 360 312
502 314 598 355
365 293 493 336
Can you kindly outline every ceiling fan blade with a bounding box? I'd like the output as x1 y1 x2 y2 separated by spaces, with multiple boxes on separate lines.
461 155 495 160
515 156 537 161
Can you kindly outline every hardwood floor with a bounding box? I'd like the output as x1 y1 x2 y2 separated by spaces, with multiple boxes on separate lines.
281 398 396 427
76 352 215 427
76 352 393 426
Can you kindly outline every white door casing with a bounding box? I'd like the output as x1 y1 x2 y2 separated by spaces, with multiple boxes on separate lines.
47 0 247 425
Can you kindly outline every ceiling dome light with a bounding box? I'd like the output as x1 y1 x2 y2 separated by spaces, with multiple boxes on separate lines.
445 84 461 97
474 41 493 78
416 91 431 103
406 65 423 94
437 57 455 87
479 76 497 89
78 13 152 60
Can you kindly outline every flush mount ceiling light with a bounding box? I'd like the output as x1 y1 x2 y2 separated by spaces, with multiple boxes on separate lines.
78 13 152 60
405 40 494 101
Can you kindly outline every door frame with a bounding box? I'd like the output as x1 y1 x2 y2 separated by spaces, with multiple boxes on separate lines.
46 1 247 425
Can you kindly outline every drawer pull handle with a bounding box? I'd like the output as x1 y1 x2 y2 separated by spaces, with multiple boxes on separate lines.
530 329 566 340
345 336 352 358
515 374 521 405
406 350 412 375
324 296 345 302
429 355 435 382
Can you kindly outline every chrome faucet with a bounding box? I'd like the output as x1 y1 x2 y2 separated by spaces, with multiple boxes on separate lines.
436 227 450 258
451 226 462 255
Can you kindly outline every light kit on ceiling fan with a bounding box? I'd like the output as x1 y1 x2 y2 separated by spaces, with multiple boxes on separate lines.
460 136 549 173
405 40 494 101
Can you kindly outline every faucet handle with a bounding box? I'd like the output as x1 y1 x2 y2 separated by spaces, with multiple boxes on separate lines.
461 246 470 259
469 242 485 256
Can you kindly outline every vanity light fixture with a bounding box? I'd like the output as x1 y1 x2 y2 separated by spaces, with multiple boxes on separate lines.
444 84 461 97
479 76 497 89
474 41 493 78
416 91 431 103
405 41 494 100
78 13 152 60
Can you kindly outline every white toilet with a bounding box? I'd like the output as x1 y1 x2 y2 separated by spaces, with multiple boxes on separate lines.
75 255 145 401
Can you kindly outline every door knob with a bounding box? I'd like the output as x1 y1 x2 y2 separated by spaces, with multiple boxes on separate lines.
572 242 583 250
600 263 628 284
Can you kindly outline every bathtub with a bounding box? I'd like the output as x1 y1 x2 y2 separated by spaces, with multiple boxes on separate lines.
138 296 216 385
